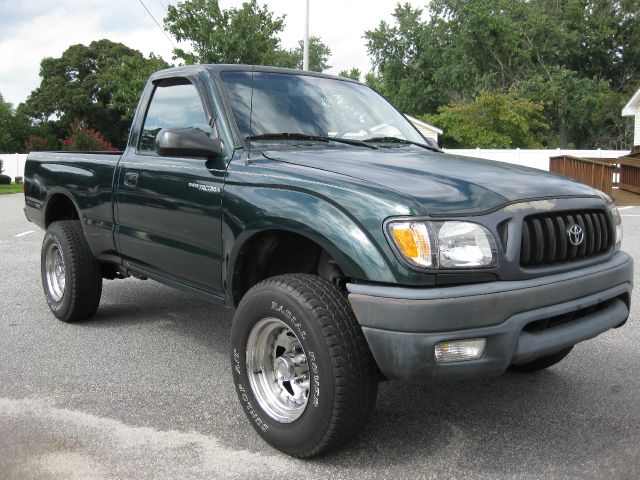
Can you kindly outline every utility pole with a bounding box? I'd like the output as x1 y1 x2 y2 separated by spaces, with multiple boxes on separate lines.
303 0 309 71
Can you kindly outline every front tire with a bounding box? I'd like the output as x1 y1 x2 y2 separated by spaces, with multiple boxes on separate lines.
41 220 103 322
230 274 378 458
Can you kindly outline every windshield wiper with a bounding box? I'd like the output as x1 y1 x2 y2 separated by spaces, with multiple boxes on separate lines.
245 133 378 149
362 136 441 152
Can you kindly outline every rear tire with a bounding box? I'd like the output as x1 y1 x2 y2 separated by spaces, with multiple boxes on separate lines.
41 220 102 322
230 274 378 458
509 346 573 373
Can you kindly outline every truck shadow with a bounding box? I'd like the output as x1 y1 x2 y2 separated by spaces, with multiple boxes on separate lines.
80 278 622 475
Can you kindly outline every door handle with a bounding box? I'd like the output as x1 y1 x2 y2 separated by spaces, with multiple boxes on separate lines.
123 172 138 187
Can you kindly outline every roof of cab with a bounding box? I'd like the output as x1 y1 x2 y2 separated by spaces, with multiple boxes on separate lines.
149 64 360 84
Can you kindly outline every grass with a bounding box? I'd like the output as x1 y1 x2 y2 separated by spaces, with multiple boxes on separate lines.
0 184 23 195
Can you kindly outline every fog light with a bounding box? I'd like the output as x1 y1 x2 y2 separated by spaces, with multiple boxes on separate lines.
434 338 486 363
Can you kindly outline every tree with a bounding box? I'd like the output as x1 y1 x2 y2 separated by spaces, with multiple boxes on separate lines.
25 134 59 152
98 53 169 123
0 94 31 153
516 68 616 148
365 1 640 148
286 36 331 72
165 0 331 71
424 91 548 148
338 68 361 81
23 40 168 148
165 0 286 65
364 4 444 114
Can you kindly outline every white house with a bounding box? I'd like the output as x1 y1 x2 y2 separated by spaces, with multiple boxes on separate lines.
622 87 640 146
405 114 443 144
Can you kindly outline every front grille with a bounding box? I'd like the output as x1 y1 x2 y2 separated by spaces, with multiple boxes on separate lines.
520 209 612 267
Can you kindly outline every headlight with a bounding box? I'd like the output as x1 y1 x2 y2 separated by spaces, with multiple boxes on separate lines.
387 220 498 269
388 221 436 267
609 204 623 250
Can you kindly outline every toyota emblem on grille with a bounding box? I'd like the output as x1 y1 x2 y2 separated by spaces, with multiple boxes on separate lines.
567 224 585 247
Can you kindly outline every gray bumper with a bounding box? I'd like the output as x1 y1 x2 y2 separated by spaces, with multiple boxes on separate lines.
347 252 633 381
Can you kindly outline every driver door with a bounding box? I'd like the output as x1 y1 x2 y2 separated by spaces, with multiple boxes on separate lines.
115 78 225 295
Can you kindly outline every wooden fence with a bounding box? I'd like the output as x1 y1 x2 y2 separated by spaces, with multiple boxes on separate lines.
617 156 640 194
549 155 615 196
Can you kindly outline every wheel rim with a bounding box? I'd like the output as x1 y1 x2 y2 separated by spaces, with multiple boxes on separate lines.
45 242 66 302
246 317 310 423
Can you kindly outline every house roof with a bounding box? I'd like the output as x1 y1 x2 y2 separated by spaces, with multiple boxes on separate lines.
622 87 640 116
404 114 443 134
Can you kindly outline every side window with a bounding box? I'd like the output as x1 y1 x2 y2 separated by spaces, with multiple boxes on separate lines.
139 81 211 152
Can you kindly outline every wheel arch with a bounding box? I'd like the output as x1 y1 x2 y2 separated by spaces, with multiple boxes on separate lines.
228 227 361 307
44 189 81 228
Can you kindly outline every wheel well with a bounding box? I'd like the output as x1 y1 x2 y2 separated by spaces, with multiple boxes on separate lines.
232 230 346 307
45 194 79 227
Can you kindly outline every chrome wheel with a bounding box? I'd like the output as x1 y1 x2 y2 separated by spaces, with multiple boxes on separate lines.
45 242 66 302
246 318 310 423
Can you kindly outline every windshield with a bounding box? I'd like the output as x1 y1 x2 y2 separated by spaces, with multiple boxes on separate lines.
219 71 425 144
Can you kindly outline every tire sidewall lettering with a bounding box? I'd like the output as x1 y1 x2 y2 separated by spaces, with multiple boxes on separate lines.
235 377 269 432
231 289 334 449
268 301 320 408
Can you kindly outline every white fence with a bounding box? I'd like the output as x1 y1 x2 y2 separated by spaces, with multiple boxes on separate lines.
444 148 630 171
0 154 28 181
0 149 633 182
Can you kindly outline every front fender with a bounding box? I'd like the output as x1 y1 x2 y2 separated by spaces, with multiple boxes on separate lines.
223 184 397 294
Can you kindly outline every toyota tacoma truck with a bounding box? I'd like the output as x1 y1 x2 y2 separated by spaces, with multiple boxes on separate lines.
23 65 633 458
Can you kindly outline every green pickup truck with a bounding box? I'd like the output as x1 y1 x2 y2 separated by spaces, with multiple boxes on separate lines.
24 65 633 457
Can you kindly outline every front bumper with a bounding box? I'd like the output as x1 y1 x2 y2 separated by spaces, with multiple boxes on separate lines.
347 252 633 381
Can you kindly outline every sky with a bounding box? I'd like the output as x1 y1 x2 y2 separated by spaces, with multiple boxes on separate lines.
0 0 426 107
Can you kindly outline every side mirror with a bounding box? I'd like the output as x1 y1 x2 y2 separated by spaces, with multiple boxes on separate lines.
155 127 222 158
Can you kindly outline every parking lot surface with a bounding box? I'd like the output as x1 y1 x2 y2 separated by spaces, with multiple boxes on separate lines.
1 193 639 479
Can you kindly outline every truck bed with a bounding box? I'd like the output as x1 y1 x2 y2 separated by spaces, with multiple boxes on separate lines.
24 151 123 261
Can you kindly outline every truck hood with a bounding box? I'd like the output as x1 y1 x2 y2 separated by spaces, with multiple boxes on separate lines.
261 147 598 214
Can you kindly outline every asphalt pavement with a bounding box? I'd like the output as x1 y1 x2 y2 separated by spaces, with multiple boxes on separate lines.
1 192 639 480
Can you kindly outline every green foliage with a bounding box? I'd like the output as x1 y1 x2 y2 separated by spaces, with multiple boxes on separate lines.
365 1 640 148
0 94 31 153
365 4 446 114
424 91 548 148
515 68 622 148
98 54 169 123
165 0 331 71
165 0 286 65
282 36 332 72
25 133 60 152
23 39 167 149
338 68 361 81
0 184 23 194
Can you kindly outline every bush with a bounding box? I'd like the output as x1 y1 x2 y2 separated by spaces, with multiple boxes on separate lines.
25 134 59 152
62 119 118 152
0 175 12 185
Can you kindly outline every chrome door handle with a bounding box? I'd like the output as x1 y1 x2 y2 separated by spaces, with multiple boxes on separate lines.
123 172 138 187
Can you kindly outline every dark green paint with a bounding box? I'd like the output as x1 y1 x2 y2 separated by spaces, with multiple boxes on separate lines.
23 65 605 305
